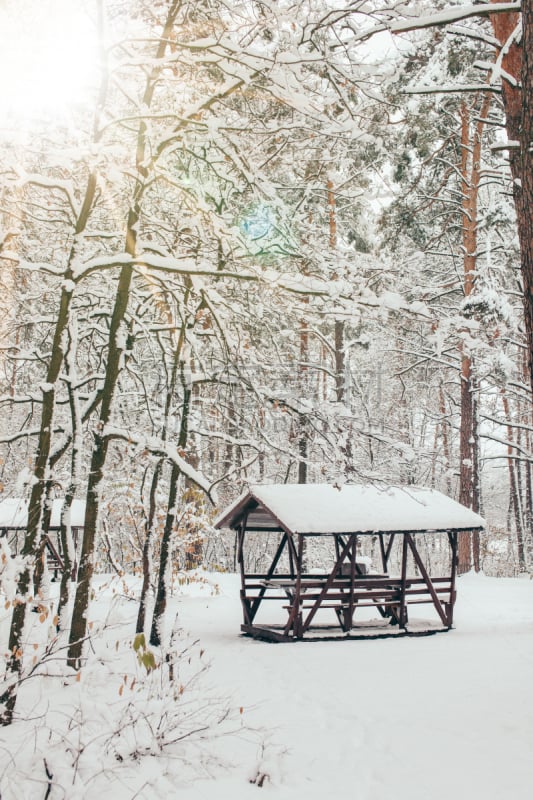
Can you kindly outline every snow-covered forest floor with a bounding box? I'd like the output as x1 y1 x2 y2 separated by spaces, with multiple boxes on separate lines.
1 572 532 799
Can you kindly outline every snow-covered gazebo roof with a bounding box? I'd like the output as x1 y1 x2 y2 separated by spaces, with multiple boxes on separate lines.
214 484 485 535
0 498 86 529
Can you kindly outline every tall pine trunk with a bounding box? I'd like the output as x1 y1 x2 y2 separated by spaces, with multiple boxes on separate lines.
490 2 533 397
457 95 489 573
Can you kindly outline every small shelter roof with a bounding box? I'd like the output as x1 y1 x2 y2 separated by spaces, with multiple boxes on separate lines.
214 483 485 535
0 498 86 529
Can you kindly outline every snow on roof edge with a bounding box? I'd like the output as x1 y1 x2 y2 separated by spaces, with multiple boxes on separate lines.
212 489 250 530
214 483 486 534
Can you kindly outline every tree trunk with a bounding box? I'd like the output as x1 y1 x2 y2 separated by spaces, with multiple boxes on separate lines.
329 178 345 406
297 424 308 484
4 283 75 694
149 377 191 647
490 0 532 568
67 1 182 669
523 349 533 564
2 2 110 712
501 390 526 570
457 95 488 573
438 386 452 495
490 2 533 397
149 461 181 647
136 460 162 634
67 263 135 668
298 300 309 484
56 316 84 629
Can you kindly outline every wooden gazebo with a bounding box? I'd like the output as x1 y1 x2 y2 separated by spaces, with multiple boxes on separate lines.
215 484 485 641
0 498 85 578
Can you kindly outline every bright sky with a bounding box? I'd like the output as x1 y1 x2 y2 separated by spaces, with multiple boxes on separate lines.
0 0 99 127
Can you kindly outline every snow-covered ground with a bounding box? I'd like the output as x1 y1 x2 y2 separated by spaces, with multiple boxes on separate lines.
1 572 532 799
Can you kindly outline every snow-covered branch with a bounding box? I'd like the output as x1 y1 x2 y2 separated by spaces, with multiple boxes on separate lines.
371 3 521 38
103 425 215 502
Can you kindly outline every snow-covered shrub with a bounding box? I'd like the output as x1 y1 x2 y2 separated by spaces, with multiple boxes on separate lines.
0 537 26 601
0 604 240 798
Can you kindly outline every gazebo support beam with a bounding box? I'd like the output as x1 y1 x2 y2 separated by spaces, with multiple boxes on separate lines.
287 534 299 579
301 535 354 634
237 521 252 626
248 531 289 623
405 533 450 627
379 532 396 573
447 530 459 626
283 534 304 637
398 534 409 627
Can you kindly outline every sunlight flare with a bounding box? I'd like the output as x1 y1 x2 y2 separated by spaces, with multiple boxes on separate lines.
0 0 99 124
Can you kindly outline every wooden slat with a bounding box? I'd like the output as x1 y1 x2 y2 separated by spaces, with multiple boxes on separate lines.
241 624 291 643
243 573 458 583
244 526 284 532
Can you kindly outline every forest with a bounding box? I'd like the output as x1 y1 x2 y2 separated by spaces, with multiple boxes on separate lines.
0 1 532 797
